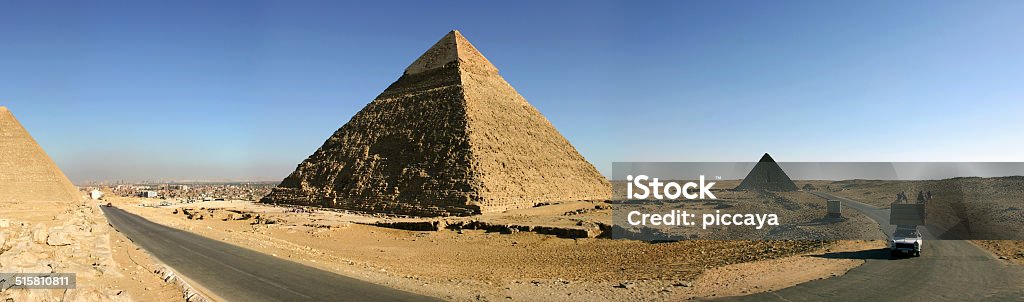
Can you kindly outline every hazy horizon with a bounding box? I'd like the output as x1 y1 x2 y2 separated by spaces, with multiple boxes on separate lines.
3 1 1023 183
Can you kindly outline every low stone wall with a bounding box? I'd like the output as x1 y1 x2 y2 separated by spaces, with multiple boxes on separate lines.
153 265 212 302
371 219 611 239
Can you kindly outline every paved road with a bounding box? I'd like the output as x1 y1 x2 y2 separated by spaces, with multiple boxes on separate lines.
101 206 437 302
719 192 1024 301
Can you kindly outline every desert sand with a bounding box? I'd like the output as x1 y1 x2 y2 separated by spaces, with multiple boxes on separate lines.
112 195 879 301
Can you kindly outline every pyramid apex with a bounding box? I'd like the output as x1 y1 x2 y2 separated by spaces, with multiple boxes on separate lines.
737 153 797 191
446 30 468 41
404 30 498 75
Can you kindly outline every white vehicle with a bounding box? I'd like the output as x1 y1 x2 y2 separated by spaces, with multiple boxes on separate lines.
890 225 922 257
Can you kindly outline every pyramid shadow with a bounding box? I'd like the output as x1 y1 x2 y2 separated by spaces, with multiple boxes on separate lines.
813 248 891 260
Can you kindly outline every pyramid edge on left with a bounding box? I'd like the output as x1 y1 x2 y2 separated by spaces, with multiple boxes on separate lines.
0 106 81 202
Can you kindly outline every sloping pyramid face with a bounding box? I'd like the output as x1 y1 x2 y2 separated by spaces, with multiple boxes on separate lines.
736 153 798 192
262 31 610 216
0 107 79 202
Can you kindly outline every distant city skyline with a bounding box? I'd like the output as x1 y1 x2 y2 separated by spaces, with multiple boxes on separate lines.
3 1 1023 183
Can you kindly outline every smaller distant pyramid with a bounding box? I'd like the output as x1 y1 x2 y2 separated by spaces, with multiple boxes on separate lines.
0 106 79 202
736 153 797 192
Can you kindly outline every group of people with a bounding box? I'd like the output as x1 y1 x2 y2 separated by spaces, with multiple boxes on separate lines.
895 190 933 203
289 207 316 214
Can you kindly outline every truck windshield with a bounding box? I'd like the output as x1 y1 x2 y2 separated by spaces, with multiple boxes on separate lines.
894 229 919 237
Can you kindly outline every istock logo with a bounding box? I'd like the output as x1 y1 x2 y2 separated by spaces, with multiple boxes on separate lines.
626 175 716 200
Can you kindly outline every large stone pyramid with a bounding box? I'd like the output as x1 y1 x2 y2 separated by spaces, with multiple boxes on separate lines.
0 106 79 202
736 153 798 192
262 30 610 216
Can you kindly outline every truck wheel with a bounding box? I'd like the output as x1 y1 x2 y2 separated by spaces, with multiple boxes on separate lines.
914 251 920 257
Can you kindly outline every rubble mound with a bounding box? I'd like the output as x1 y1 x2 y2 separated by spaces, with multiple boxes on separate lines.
0 106 79 202
736 153 798 192
0 203 130 301
262 30 610 216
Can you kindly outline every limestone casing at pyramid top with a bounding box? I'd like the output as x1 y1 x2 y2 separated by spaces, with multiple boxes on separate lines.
404 30 499 75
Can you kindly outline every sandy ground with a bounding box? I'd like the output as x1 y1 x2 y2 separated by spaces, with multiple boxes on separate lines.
972 240 1024 265
691 240 885 298
112 196 880 301
0 197 180 301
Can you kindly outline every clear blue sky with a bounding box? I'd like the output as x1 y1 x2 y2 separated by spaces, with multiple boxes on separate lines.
2 1 1023 183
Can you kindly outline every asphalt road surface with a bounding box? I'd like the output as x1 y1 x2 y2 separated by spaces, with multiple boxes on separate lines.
101 206 437 302
719 192 1024 301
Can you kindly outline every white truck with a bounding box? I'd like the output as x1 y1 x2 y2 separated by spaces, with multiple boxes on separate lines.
890 225 922 257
